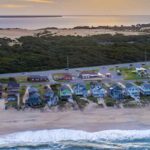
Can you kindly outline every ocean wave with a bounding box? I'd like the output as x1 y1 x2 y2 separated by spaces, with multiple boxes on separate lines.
0 129 150 148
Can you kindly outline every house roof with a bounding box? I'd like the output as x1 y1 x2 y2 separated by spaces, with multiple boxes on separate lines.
28 75 48 79
74 83 86 89
80 71 98 75
125 83 136 88
63 73 72 77
60 85 71 91
90 82 102 88
142 83 150 88
28 87 38 93
8 81 20 88
110 84 123 91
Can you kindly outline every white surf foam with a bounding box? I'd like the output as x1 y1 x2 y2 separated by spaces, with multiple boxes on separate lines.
0 129 150 147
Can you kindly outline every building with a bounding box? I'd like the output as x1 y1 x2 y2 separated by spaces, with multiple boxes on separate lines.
26 87 42 107
27 75 49 82
140 83 150 96
53 73 73 81
125 82 140 101
6 81 20 109
79 71 100 79
44 86 59 106
59 85 72 99
136 67 148 77
90 82 106 98
73 83 88 97
7 81 20 94
109 83 125 100
0 83 2 98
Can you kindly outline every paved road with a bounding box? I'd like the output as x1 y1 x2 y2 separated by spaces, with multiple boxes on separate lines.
0 61 149 83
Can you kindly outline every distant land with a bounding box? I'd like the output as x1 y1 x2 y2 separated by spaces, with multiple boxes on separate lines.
0 15 62 18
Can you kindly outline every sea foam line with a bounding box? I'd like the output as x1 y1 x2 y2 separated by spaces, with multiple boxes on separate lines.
0 129 150 147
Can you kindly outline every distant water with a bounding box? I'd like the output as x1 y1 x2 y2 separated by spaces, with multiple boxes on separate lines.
1 129 150 149
1 15 150 29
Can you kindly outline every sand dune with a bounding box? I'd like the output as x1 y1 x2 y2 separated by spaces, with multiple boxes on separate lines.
0 28 145 39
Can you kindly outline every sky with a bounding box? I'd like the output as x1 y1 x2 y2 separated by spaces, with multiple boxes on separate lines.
0 0 150 15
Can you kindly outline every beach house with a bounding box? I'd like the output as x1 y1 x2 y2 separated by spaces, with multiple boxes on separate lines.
73 83 88 97
140 83 150 96
59 85 72 100
27 87 42 107
125 82 140 101
44 86 59 106
90 82 106 98
109 83 125 100
0 83 2 98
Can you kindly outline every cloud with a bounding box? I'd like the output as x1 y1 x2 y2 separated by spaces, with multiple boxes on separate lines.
26 0 54 3
0 4 27 8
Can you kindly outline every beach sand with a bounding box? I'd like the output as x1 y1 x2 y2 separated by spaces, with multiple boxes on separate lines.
0 28 145 39
0 107 150 135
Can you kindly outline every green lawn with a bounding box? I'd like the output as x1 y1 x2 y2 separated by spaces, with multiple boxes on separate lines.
0 76 27 84
119 68 145 80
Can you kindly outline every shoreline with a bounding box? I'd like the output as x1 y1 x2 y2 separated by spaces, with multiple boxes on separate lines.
0 107 150 136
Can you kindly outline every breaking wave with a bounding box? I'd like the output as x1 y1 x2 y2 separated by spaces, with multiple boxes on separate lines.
0 129 150 149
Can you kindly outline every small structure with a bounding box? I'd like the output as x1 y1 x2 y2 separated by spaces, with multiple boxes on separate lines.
59 85 73 100
26 87 42 107
27 75 49 82
79 71 100 80
136 67 148 77
109 83 125 100
90 82 106 98
53 73 73 81
125 82 140 101
0 83 2 98
140 83 150 96
73 83 88 97
44 86 59 106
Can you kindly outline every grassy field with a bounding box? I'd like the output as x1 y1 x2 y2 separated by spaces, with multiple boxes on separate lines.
0 76 27 84
119 67 146 80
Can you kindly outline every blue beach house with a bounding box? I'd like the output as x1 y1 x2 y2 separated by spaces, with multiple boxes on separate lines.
140 83 150 96
109 83 125 100
0 83 2 98
59 85 72 99
27 87 42 107
73 83 88 97
125 82 140 101
44 86 59 106
90 82 106 98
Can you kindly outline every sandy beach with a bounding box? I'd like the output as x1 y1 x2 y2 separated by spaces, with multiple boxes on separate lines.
0 28 146 39
0 106 150 135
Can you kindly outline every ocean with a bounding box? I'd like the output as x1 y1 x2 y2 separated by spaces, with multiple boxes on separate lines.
0 129 150 150
0 15 150 29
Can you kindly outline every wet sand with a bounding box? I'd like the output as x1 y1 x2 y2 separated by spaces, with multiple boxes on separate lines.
0 107 150 135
